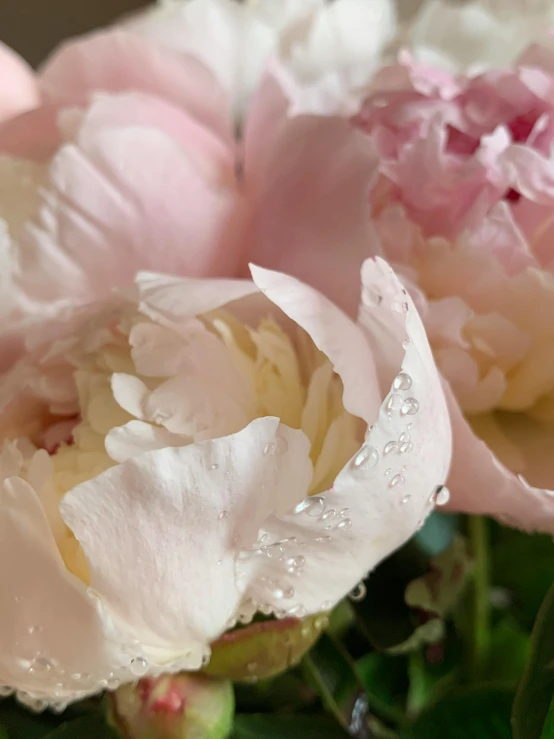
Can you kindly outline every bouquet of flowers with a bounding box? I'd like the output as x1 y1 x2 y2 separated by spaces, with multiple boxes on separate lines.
1 0 554 737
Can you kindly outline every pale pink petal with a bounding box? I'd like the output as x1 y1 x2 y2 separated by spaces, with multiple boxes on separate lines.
0 43 40 123
0 472 129 700
237 258 451 615
60 418 312 652
247 115 378 316
13 96 245 316
445 385 554 532
39 30 231 146
0 105 61 160
249 264 381 424
127 0 279 123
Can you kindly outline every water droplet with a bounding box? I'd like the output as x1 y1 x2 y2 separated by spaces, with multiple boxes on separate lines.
336 518 352 530
401 495 413 505
260 533 270 544
286 555 305 574
386 393 403 412
393 300 409 314
316 536 332 544
384 468 393 479
384 441 398 456
407 423 414 430
27 625 42 636
130 657 149 677
263 441 276 455
399 441 413 454
259 603 273 615
400 398 419 416
216 559 223 566
209 463 219 470
264 543 285 560
433 485 451 506
365 288 383 306
218 510 229 520
321 508 336 521
389 474 405 488
393 372 412 391
30 656 54 673
107 675 120 690
294 496 326 517
315 615 329 630
352 445 379 471
402 338 411 350
284 586 295 599
339 508 350 518
349 582 367 602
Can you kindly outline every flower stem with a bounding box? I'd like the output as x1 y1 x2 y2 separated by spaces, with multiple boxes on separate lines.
468 515 491 679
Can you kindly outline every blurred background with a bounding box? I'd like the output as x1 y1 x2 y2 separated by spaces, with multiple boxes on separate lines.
1 0 427 68
0 0 149 67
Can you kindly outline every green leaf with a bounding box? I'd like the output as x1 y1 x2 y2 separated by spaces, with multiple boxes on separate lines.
513 581 554 739
405 686 514 739
302 633 367 733
486 618 529 686
232 714 350 739
206 614 327 682
491 526 554 628
352 545 429 651
42 715 119 739
356 652 407 722
233 672 317 713
0 727 8 739
0 699 60 739
406 535 472 620
541 695 554 739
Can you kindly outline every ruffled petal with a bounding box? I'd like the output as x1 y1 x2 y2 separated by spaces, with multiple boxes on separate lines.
237 258 451 615
13 94 244 317
60 418 312 659
272 0 397 116
445 386 554 532
40 30 230 145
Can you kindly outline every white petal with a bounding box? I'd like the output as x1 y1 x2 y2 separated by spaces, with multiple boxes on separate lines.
135 271 259 326
60 418 312 655
238 259 451 615
105 421 185 463
0 475 129 701
250 264 381 425
273 0 397 116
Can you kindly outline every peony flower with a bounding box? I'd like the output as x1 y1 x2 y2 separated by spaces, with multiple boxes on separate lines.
269 41 554 533
397 0 554 73
0 0 395 371
0 262 451 705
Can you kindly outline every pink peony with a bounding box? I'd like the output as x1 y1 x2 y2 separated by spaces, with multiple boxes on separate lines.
0 262 451 704
271 42 554 533
0 42 39 124
0 0 395 372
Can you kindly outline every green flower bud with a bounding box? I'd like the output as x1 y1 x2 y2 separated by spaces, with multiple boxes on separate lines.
205 613 329 682
111 674 234 739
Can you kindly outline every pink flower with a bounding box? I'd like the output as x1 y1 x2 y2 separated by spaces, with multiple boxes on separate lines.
0 262 451 704
0 0 395 370
275 43 554 533
0 42 39 124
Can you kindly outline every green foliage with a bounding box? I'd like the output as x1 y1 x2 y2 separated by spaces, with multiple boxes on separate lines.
3 519 553 739
513 581 554 739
